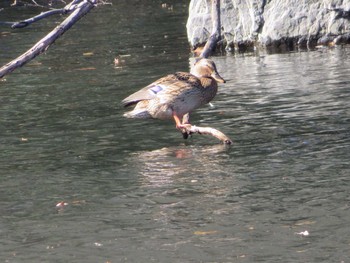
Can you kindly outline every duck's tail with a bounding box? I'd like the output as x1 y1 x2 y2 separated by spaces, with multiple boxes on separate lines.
123 109 152 119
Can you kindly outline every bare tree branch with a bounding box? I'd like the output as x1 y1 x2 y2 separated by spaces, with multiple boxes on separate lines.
11 9 67 28
181 124 233 145
0 0 99 78
10 0 67 8
1 0 81 28
200 0 221 58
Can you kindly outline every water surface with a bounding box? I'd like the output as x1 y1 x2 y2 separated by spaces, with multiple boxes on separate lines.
1 1 350 262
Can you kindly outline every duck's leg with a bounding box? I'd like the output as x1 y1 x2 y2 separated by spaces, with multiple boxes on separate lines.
182 113 190 125
173 113 185 129
173 112 191 139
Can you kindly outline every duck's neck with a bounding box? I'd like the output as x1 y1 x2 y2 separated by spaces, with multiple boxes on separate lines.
200 77 217 89
199 77 218 103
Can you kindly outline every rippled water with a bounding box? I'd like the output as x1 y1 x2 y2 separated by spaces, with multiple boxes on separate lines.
1 1 350 262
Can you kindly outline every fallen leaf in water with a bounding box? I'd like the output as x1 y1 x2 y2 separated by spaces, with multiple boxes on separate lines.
193 46 204 56
295 220 316 226
296 249 308 253
71 200 86 205
194 230 218 235
161 3 173 10
56 201 68 208
296 230 309 236
28 61 42 66
83 52 94 56
114 55 127 67
75 67 96 71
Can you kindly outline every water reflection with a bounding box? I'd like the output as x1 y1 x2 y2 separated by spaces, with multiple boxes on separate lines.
121 144 245 259
129 145 231 188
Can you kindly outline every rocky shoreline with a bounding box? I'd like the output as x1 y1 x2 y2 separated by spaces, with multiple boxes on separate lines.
187 0 350 53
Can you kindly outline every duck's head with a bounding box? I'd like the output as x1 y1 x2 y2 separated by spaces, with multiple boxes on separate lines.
191 58 226 83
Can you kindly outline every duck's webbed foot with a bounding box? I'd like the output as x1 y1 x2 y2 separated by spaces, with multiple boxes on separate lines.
172 112 233 145
181 113 191 139
180 126 193 139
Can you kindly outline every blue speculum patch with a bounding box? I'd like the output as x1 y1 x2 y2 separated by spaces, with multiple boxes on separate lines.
149 85 164 94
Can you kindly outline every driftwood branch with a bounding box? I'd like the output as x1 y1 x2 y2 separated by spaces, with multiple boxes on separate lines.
10 0 66 8
0 0 99 78
9 0 81 28
200 0 221 58
11 9 70 28
181 124 233 145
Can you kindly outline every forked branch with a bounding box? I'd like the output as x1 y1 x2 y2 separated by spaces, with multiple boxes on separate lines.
0 0 102 78
199 0 221 59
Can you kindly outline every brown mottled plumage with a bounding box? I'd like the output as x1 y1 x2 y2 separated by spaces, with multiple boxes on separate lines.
122 58 225 129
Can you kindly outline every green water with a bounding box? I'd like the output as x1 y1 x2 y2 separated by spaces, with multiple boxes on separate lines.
1 1 350 262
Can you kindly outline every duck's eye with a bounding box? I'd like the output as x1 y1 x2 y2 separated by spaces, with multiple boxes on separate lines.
206 63 214 69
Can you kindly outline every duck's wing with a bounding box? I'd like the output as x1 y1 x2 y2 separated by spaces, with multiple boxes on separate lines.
122 72 200 107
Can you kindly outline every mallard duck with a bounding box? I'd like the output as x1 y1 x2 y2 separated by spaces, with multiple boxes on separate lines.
122 58 225 130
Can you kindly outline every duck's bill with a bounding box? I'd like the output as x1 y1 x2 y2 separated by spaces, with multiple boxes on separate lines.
212 72 226 83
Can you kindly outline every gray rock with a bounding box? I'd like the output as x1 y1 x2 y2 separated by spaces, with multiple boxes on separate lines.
187 0 350 52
